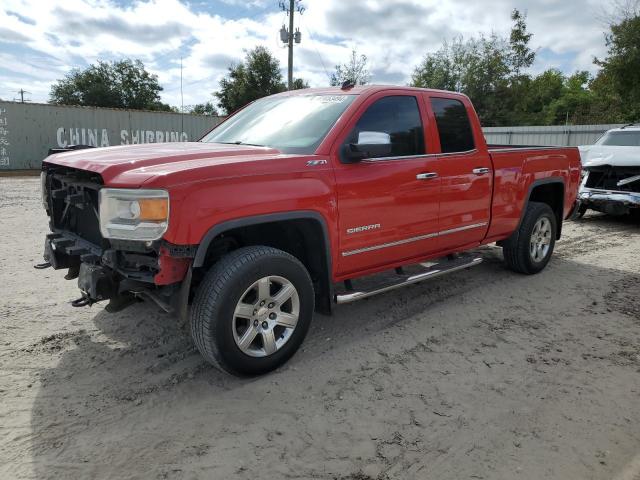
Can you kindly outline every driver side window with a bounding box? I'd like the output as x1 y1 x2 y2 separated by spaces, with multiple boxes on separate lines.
347 95 425 158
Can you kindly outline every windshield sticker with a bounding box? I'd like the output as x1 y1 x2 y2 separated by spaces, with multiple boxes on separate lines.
315 95 349 103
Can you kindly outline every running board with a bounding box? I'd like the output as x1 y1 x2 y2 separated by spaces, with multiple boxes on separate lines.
335 256 483 304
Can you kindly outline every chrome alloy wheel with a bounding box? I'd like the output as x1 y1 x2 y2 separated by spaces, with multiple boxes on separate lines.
530 217 552 262
232 276 300 357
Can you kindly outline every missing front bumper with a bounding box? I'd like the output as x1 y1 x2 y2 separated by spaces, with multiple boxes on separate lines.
40 232 190 316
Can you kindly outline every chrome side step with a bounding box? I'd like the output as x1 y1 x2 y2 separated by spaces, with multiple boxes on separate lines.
335 256 483 304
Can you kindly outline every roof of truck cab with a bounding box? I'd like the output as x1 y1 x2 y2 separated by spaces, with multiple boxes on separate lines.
274 85 469 98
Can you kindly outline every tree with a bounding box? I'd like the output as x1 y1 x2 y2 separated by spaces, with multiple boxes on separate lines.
188 102 219 116
49 59 172 111
509 9 535 76
215 47 284 114
330 49 371 86
410 4 639 125
544 71 597 124
411 10 538 126
593 11 640 120
410 38 466 92
411 34 513 126
292 78 310 90
214 46 310 114
509 69 565 124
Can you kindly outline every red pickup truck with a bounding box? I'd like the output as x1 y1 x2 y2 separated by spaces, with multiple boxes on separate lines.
39 85 581 375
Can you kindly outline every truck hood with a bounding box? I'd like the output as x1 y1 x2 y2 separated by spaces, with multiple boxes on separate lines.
43 142 289 187
578 145 640 168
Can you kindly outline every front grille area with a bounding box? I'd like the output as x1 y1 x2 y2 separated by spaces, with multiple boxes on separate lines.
585 165 640 192
44 165 105 247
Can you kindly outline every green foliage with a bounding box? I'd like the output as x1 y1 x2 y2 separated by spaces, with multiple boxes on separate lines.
594 14 640 120
410 38 466 92
411 33 513 126
292 78 310 90
330 49 371 86
214 46 310 114
188 102 219 116
215 47 285 114
411 8 639 125
509 8 535 76
546 72 597 124
49 59 172 111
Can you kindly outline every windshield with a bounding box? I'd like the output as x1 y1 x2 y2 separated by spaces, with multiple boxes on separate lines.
596 131 640 146
201 94 356 154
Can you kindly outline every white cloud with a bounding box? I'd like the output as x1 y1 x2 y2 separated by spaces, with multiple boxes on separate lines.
0 0 611 107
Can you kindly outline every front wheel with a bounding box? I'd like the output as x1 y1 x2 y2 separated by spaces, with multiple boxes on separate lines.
190 246 314 375
503 202 557 274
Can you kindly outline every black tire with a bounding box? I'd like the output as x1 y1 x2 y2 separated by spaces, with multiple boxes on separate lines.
575 204 588 219
502 201 557 275
191 246 314 376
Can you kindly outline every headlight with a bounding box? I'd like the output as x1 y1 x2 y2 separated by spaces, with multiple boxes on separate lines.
40 171 48 210
99 188 169 241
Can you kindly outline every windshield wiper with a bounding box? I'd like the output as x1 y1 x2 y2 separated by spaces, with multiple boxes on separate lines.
215 141 266 147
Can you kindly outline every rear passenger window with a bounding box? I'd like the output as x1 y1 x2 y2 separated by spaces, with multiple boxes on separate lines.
348 96 425 158
430 98 475 153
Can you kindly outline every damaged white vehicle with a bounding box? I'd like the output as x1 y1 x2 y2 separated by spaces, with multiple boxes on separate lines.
577 124 640 217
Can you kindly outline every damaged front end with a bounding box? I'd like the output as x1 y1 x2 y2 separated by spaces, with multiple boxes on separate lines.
578 164 640 216
38 164 193 316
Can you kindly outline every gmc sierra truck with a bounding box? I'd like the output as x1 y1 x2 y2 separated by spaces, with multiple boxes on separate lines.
38 85 581 375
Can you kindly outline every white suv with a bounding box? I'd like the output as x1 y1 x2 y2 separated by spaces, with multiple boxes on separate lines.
577 124 640 217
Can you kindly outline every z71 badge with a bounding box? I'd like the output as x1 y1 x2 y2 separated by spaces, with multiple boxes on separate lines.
347 223 381 234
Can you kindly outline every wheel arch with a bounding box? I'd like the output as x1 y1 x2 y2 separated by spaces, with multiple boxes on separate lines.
521 178 565 239
193 211 334 314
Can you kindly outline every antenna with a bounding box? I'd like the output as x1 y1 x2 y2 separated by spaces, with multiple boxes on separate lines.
180 56 184 136
341 80 355 90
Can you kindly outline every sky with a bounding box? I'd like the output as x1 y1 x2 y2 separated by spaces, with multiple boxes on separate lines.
0 0 613 109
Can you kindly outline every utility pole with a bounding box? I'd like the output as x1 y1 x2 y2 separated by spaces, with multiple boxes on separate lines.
15 89 30 103
287 0 294 89
279 1 304 90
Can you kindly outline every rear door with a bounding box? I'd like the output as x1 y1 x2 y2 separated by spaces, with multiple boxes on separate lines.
426 95 492 250
332 93 441 276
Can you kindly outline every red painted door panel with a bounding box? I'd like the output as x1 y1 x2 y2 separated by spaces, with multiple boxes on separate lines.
331 93 442 277
425 95 492 250
437 150 492 249
334 157 441 275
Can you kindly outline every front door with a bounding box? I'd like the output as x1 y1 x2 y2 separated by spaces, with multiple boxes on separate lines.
332 93 442 277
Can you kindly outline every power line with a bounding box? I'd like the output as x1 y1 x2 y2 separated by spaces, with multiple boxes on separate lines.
298 16 332 83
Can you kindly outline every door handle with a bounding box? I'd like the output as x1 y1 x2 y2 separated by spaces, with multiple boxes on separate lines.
472 167 490 175
416 172 438 180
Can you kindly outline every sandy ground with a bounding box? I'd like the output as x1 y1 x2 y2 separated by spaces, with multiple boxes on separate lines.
1 176 639 480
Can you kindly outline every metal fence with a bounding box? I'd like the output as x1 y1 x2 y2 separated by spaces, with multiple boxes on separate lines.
482 124 624 147
0 101 223 171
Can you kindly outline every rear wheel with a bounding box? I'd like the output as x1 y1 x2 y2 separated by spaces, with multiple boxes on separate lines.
191 246 314 375
503 202 557 274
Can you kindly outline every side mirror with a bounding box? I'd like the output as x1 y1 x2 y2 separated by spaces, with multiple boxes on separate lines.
342 131 392 163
